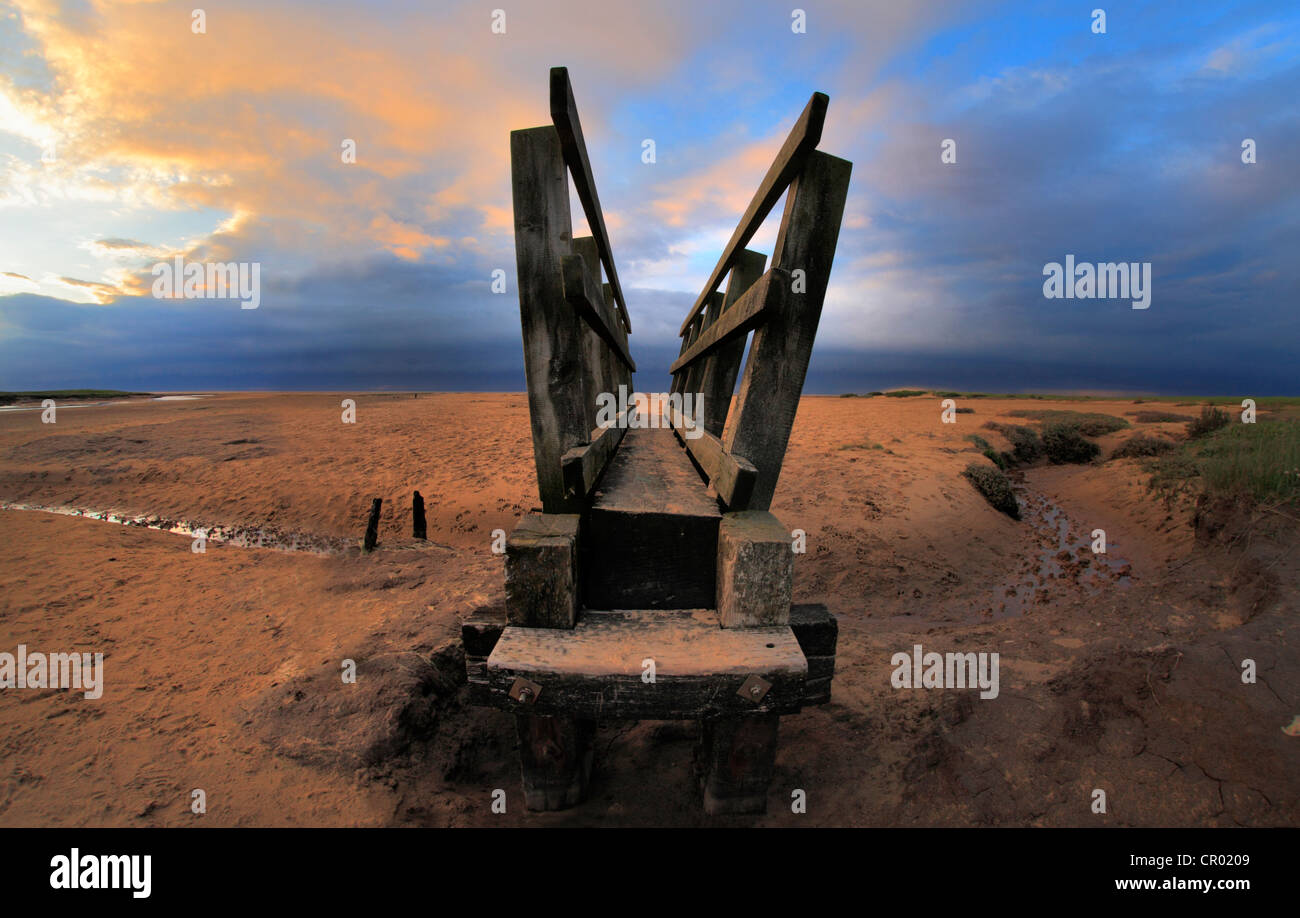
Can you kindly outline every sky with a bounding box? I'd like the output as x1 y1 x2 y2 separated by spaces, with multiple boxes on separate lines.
0 0 1296 395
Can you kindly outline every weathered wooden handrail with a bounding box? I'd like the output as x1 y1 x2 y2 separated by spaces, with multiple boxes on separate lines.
677 91 827 336
722 150 852 510
669 268 789 375
668 94 850 512
515 71 636 512
561 411 629 500
561 254 636 372
550 67 632 334
662 403 757 509
699 248 767 437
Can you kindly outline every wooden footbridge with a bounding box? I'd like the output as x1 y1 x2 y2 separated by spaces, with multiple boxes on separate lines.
462 68 851 814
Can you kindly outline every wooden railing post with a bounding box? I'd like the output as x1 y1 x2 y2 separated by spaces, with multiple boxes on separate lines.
724 151 852 510
699 249 766 438
672 318 700 396
573 235 609 432
512 125 587 514
603 281 631 393
682 292 722 403
671 334 690 395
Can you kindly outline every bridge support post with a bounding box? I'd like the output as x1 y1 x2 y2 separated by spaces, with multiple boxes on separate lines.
717 510 793 628
505 513 580 628
516 713 595 811
699 714 780 815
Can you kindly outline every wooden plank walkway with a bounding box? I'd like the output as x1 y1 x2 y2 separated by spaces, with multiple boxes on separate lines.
583 427 720 610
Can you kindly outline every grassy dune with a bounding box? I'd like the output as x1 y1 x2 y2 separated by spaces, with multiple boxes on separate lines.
1147 419 1300 505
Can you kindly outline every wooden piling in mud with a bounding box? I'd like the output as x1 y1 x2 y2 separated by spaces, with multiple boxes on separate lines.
363 498 382 552
412 491 426 540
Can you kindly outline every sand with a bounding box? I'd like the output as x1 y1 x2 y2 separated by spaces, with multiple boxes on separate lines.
0 392 1295 826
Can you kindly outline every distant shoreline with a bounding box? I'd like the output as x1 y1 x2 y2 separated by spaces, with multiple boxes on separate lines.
0 390 156 407
3 389 1296 404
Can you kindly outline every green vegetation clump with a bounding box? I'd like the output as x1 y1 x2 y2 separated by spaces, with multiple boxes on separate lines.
964 434 1008 469
1129 410 1189 424
1007 409 1129 436
1148 420 1299 505
983 422 1043 464
962 463 1020 519
884 389 929 398
1192 421 1298 503
1006 426 1042 463
1041 423 1101 463
1186 405 1230 439
865 391 883 397
1110 434 1176 460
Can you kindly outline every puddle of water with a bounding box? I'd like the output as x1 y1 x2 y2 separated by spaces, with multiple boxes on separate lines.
0 401 134 412
0 500 454 556
978 486 1134 621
